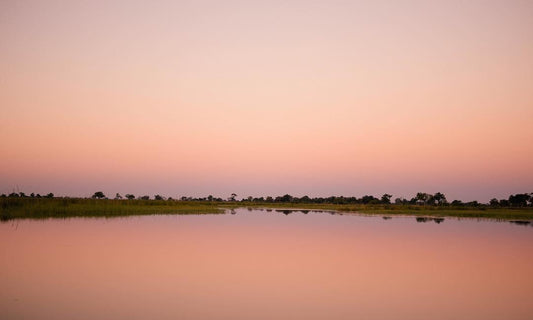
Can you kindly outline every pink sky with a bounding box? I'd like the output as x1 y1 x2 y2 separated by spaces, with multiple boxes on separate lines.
1 0 532 201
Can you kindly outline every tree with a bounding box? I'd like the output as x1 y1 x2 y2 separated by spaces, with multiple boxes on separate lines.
125 194 135 200
278 194 293 203
115 193 123 200
432 192 447 206
415 192 430 205
508 193 531 207
154 194 164 200
489 198 499 207
395 197 407 205
139 195 150 200
361 195 378 204
381 194 392 204
229 193 237 201
92 191 106 199
499 199 510 207
45 193 54 198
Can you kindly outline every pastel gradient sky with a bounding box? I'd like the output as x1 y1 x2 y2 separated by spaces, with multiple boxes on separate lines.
1 0 532 201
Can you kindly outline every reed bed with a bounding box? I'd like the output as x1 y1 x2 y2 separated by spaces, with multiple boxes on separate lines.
2 198 532 221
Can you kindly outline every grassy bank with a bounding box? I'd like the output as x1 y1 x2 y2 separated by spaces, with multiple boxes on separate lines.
233 202 533 220
2 197 533 221
0 198 224 220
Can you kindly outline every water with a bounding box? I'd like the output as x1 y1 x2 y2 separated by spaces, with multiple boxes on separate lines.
1 209 532 320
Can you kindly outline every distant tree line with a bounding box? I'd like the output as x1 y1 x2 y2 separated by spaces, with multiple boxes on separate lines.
2 191 532 207
2 192 55 198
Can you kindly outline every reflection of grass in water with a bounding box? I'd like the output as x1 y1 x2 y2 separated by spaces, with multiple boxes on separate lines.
246 203 533 220
2 198 533 221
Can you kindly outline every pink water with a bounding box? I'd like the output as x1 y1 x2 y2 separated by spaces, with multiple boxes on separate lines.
1 209 532 320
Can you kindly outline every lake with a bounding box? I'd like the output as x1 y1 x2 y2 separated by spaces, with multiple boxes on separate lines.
1 208 532 320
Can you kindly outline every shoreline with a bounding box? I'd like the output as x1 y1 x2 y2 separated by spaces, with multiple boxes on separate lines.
2 198 533 221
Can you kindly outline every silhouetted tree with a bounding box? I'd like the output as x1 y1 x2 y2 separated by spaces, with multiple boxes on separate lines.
115 193 123 200
154 195 164 200
381 194 392 204
229 193 237 201
139 195 150 200
451 200 463 206
499 199 510 207
92 191 106 199
489 198 500 207
432 192 447 206
415 192 430 205
508 193 531 207
125 194 135 200
465 201 480 207
361 195 378 204
276 194 293 202
395 197 407 205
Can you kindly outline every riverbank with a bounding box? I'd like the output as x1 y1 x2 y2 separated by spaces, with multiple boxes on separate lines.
1 197 532 221
0 198 224 220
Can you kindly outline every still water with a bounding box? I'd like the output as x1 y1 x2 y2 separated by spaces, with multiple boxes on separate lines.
1 209 532 320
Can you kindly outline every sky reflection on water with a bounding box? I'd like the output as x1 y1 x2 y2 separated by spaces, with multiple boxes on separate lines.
1 209 532 320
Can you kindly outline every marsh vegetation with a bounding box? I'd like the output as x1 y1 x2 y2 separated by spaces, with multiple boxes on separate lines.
1 191 533 221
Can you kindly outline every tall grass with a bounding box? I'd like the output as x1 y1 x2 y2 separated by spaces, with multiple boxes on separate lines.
1 198 532 221
222 202 533 220
0 198 223 221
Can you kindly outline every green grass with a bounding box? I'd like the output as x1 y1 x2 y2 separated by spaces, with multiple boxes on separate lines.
0 198 224 220
1 198 532 221
228 202 533 220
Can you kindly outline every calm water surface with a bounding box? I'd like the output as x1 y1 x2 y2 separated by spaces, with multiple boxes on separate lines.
1 209 532 320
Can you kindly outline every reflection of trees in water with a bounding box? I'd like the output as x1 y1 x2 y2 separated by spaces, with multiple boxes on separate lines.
510 220 531 226
275 209 321 215
434 218 444 224
416 217 445 224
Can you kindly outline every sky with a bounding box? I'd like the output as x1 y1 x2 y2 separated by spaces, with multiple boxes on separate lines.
1 0 532 202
